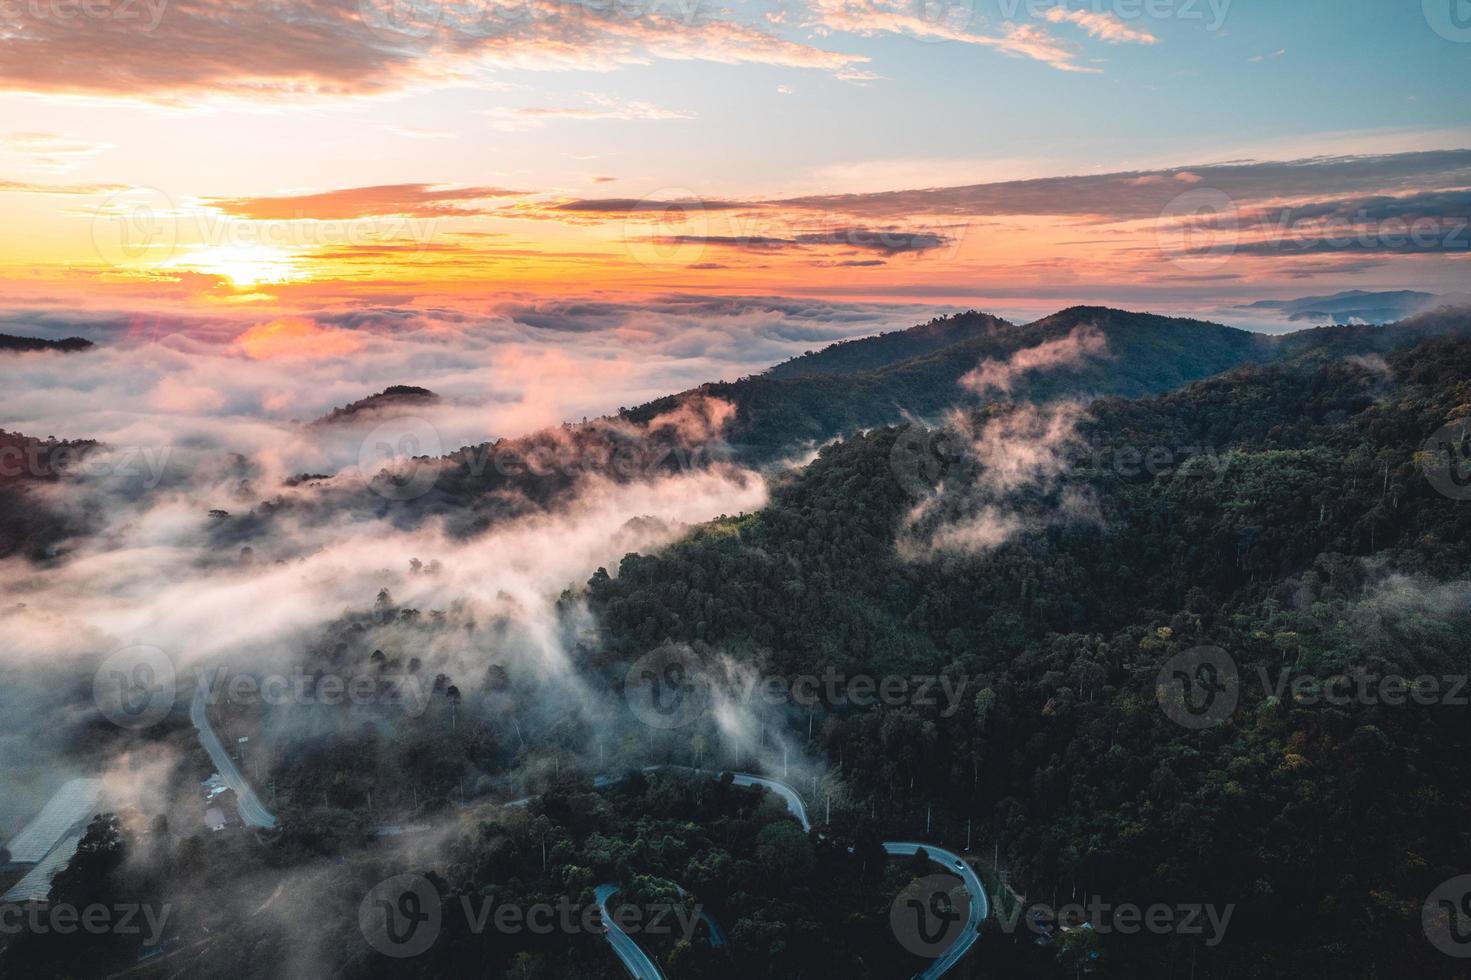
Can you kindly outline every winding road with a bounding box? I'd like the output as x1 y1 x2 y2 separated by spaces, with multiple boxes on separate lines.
883 841 988 979
595 883 667 980
186 700 984 977
594 770 988 980
190 676 277 829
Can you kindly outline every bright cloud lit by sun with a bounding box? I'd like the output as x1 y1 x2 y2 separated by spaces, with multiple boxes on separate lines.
170 244 304 288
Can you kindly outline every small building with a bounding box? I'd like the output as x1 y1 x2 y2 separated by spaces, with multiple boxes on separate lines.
3 778 103 865
1 831 84 904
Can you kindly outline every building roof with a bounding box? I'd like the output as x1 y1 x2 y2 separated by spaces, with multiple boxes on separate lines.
3 778 103 865
1 831 83 904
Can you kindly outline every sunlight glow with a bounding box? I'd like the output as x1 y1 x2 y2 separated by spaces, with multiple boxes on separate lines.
171 244 304 288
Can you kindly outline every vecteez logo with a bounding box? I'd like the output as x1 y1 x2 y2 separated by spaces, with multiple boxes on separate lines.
1155 645 1239 729
889 423 963 498
90 186 179 269
94 644 177 729
1421 418 1471 500
623 645 711 729
1424 875 1471 957
358 417 444 501
359 874 443 958
890 873 971 958
1424 0 1471 41
1156 188 1239 272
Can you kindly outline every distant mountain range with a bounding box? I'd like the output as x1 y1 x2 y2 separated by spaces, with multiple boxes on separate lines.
0 333 92 354
1235 289 1471 325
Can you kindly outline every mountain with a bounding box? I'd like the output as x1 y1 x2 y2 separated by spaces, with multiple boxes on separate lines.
0 430 100 560
1236 289 1471 325
311 385 439 425
1270 303 1471 365
762 310 1012 380
587 334 1471 978
0 334 92 353
624 307 1276 463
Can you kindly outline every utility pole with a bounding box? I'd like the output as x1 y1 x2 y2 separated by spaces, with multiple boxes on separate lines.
926 805 932 835
825 795 831 826
965 818 972 852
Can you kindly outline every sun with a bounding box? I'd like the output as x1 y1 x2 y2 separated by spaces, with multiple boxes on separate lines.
172 244 303 288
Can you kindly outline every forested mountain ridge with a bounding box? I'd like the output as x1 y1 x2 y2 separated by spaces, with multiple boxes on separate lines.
0 333 92 353
622 306 1471 467
762 310 1015 380
586 336 1471 977
622 307 1276 464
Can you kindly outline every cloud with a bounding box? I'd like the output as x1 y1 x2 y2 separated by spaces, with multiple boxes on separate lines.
805 0 1103 72
768 149 1471 222
899 402 1097 558
233 316 365 360
486 93 695 131
1041 7 1158 44
0 180 126 196
900 327 1111 558
2 132 111 174
206 184 527 220
512 151 1471 235
960 324 1108 396
652 227 952 255
547 197 749 214
0 1 870 101
0 295 932 456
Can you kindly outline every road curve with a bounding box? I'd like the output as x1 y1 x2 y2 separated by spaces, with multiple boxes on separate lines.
583 770 985 979
190 676 277 829
728 773 812 832
722 775 985 976
883 841 988 979
595 883 668 980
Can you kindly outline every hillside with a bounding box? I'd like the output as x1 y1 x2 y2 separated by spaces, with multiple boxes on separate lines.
586 335 1471 977
311 384 439 425
623 307 1274 463
0 430 101 560
763 311 1013 380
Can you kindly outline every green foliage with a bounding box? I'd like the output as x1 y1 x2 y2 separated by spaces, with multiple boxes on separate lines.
588 337 1471 977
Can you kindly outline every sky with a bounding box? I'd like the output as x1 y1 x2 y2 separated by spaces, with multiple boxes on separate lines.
0 0 1468 335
